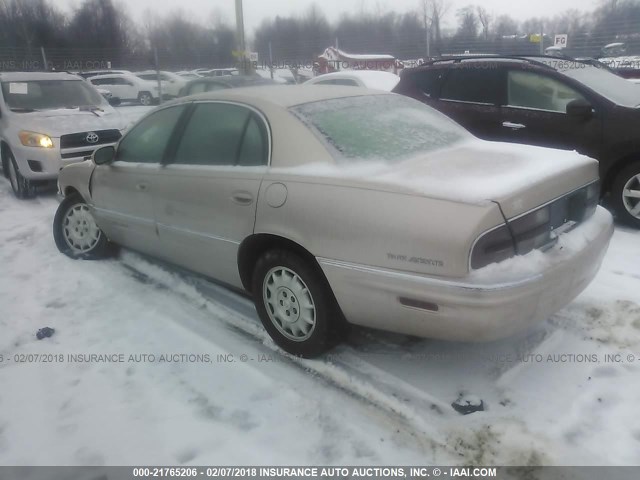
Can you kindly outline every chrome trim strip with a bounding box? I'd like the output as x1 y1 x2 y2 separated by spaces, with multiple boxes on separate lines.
93 207 242 245
92 207 155 227
440 98 496 106
503 104 567 114
316 257 542 292
156 222 241 245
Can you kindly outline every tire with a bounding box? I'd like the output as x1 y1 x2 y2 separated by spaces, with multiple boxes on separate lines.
138 92 153 106
611 160 640 229
6 150 35 199
53 193 114 260
252 249 346 358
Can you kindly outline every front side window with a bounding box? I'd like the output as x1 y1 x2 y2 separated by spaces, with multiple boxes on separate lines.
508 70 586 112
116 106 186 163
292 94 468 163
440 66 502 104
173 103 267 166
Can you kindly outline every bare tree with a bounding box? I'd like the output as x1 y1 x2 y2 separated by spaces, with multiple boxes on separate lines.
455 5 478 44
420 0 451 56
476 6 491 39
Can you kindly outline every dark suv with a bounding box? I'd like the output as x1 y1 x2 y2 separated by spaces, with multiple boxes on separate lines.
394 56 640 227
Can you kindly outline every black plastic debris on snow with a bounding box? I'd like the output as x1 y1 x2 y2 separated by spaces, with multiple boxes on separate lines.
452 394 484 415
36 327 55 340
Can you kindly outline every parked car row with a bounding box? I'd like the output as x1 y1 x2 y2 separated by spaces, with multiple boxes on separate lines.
0 56 630 357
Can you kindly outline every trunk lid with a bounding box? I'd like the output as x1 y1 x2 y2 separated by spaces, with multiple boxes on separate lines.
365 139 599 218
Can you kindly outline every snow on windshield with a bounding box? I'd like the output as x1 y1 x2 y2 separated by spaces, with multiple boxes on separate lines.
561 65 640 107
292 94 469 162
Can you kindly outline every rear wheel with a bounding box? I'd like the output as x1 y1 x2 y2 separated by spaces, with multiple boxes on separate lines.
6 150 35 199
53 193 114 259
252 249 345 358
138 92 153 106
611 161 640 229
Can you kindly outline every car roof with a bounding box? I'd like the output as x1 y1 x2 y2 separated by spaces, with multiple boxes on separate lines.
0 71 82 82
177 84 389 108
135 70 175 75
185 75 275 88
401 54 597 76
311 70 397 80
89 73 135 79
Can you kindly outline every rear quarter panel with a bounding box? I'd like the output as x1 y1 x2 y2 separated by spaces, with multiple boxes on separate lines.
255 175 504 278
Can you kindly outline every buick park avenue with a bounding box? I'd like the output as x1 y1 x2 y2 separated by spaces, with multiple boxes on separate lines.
53 86 613 357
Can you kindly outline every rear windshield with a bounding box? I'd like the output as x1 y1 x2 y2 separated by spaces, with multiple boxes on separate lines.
291 94 468 162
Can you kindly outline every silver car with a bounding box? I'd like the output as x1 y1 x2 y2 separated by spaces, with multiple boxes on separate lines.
54 86 614 357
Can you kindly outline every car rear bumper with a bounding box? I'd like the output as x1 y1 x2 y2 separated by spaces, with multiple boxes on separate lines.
318 206 614 342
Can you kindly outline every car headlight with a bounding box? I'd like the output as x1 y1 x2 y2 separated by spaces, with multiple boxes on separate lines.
19 131 54 148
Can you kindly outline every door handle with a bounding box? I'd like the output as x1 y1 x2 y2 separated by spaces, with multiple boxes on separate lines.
502 121 526 130
136 183 148 191
231 191 253 205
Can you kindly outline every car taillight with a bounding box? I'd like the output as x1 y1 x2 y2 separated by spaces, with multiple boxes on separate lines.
470 182 599 270
510 206 553 256
470 224 515 270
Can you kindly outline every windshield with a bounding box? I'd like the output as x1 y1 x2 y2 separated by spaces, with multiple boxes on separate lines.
1 79 105 111
292 94 469 162
561 65 640 107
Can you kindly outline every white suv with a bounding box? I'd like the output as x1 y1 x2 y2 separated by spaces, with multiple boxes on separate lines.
0 71 127 199
134 70 186 98
89 73 159 105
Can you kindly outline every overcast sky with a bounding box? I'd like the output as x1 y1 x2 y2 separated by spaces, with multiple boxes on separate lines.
58 0 598 34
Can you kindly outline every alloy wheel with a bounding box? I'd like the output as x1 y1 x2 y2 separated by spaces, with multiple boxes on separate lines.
62 203 102 254
263 266 317 342
622 173 640 220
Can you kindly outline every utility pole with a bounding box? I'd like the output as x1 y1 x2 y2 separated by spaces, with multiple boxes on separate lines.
540 21 545 55
235 0 247 75
423 5 431 59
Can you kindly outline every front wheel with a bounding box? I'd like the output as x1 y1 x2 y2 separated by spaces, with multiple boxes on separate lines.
53 193 114 259
252 250 345 358
138 92 153 106
611 161 640 229
6 151 35 199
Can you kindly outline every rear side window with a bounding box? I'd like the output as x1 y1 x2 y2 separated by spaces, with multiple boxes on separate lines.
172 103 267 166
440 66 503 104
117 106 186 163
238 117 268 166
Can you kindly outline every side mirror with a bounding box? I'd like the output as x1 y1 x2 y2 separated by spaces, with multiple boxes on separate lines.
108 96 121 106
566 98 593 119
93 145 116 166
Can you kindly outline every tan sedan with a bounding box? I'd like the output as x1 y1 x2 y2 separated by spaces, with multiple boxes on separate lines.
54 86 614 357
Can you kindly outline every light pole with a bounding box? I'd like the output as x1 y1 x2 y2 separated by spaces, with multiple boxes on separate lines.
235 0 247 74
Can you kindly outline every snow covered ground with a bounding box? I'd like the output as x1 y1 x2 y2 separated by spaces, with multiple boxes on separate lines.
0 183 639 467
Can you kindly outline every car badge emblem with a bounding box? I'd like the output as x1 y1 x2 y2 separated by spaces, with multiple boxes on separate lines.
86 132 99 144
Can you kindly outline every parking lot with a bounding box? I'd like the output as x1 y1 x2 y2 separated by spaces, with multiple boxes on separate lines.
0 176 638 465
